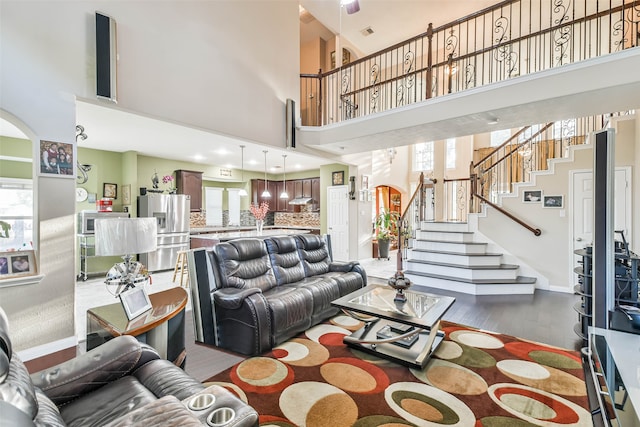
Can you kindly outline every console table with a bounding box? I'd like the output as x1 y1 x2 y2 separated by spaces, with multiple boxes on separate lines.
86 287 188 367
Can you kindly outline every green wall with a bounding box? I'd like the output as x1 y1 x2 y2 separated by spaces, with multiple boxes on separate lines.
76 148 323 213
0 136 32 179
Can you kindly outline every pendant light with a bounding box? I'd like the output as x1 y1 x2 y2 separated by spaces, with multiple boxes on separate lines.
280 154 289 199
238 145 248 197
261 150 271 198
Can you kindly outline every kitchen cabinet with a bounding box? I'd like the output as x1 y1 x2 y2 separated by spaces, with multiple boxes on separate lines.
175 170 203 212
302 179 312 198
252 177 320 212
251 179 276 207
294 180 303 200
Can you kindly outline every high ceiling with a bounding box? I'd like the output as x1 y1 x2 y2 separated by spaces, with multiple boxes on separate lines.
3 1 638 172
299 0 504 55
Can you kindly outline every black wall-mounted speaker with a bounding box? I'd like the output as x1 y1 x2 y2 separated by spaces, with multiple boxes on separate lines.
96 12 117 102
286 98 296 149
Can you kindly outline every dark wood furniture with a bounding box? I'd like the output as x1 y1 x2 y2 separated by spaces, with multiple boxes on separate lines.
251 177 320 212
176 169 203 211
86 287 188 367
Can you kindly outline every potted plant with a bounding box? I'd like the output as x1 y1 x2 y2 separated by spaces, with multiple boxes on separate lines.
375 209 399 260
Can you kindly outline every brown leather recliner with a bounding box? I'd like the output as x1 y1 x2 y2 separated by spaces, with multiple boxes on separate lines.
0 306 258 427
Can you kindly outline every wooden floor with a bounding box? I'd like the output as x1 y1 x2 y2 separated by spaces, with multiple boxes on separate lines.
182 278 585 382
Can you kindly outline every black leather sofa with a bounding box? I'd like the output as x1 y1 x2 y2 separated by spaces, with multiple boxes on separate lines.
0 306 258 427
189 234 367 355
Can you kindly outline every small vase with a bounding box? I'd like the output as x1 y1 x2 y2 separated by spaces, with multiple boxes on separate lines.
255 219 264 235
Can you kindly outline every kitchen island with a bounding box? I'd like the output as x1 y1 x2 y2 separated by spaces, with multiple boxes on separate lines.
190 227 313 249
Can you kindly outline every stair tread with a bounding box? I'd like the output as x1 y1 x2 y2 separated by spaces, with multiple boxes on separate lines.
419 230 474 234
413 239 487 245
410 248 502 257
404 271 536 284
422 221 468 225
406 259 519 270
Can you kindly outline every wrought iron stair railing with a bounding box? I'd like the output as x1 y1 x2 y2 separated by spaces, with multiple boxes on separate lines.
300 0 640 127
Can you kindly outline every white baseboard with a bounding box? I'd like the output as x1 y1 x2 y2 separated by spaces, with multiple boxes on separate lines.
17 336 77 362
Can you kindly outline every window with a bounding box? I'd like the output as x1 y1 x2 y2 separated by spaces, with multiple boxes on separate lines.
490 129 511 147
226 188 241 226
518 124 542 143
445 138 456 169
413 141 433 171
205 187 223 226
0 178 33 251
553 119 576 139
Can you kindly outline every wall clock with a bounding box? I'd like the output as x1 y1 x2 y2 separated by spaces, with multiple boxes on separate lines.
76 187 88 202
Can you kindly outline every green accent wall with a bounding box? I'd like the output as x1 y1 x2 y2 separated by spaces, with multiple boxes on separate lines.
0 136 32 179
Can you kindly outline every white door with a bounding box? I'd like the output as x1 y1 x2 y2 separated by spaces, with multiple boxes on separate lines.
327 185 349 261
571 168 631 282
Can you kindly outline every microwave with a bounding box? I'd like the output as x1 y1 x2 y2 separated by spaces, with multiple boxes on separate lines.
78 211 129 235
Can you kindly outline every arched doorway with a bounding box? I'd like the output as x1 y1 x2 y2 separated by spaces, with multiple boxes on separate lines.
372 185 401 258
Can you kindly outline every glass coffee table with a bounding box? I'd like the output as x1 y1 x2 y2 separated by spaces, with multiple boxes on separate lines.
331 284 455 369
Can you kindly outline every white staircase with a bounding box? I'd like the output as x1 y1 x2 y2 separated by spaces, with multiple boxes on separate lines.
404 221 536 295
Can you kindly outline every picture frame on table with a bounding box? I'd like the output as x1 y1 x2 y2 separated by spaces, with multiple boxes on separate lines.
523 190 542 203
119 286 153 320
103 183 117 199
543 195 563 208
0 250 37 279
332 171 345 186
38 140 75 178
122 184 131 205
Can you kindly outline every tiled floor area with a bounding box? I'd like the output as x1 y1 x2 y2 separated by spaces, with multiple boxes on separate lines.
74 252 398 345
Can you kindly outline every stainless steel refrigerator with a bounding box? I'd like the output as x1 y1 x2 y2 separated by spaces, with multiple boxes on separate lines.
138 193 190 271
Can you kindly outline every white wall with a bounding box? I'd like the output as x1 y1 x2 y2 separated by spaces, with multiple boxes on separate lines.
477 117 637 291
0 0 300 352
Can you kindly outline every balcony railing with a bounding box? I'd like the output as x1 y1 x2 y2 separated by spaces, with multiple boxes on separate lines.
300 0 640 127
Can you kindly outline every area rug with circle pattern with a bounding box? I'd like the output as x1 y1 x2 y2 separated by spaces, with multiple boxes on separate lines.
205 315 591 426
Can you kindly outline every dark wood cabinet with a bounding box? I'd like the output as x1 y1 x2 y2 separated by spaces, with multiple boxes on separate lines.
175 170 203 212
251 179 273 206
294 180 303 200
252 177 320 212
302 179 312 198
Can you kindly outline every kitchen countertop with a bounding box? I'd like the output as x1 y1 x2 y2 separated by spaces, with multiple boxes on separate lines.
191 225 319 234
190 228 311 242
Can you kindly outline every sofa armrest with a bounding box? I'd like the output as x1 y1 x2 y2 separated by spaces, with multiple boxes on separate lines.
329 261 368 287
31 335 159 406
103 395 202 427
213 287 261 310
329 261 359 273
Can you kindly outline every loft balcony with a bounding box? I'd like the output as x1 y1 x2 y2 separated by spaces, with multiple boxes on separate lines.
299 0 640 155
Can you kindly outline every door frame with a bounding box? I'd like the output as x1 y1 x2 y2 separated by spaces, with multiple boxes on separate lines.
568 166 632 287
327 185 349 261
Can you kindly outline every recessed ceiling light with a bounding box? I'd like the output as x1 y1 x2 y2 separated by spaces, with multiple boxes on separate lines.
487 118 500 125
248 159 258 165
193 154 205 161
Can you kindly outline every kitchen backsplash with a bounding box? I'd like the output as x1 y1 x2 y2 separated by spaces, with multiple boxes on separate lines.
274 211 320 228
190 210 319 228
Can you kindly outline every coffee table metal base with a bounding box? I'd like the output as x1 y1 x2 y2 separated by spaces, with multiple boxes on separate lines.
343 318 445 369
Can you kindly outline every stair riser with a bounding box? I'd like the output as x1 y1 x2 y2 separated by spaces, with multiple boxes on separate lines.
412 241 487 254
405 262 518 280
406 275 536 295
409 251 502 267
420 222 469 233
416 230 474 243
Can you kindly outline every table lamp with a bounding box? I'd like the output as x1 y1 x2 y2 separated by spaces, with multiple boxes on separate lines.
95 217 157 296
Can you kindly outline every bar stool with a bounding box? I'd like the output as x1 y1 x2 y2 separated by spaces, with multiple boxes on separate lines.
172 250 189 288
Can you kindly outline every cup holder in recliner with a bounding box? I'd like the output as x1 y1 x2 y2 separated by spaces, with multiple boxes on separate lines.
206 407 236 426
187 393 216 411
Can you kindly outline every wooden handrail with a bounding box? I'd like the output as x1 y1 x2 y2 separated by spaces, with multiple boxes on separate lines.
473 126 529 169
480 123 554 174
473 193 541 236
